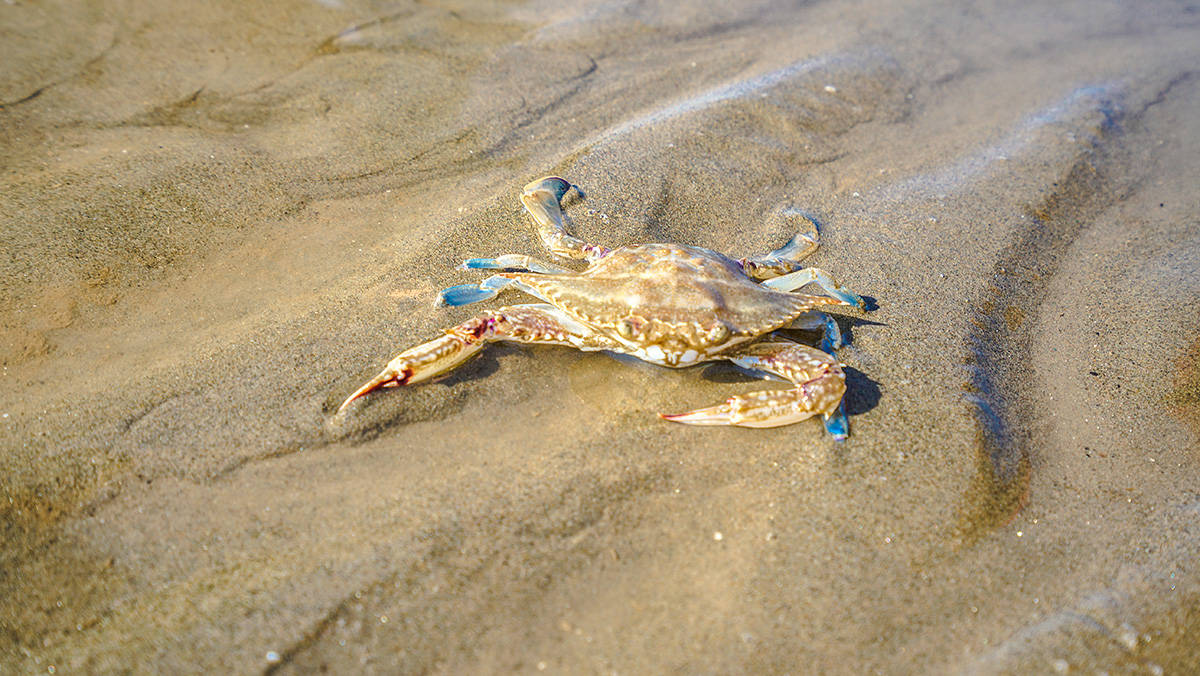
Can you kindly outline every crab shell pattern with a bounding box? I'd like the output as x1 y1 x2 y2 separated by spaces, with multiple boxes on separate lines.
338 177 867 438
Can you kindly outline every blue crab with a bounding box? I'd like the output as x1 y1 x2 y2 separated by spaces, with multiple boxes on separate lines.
338 177 866 438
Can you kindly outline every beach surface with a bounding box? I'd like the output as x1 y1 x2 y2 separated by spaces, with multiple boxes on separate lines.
2 0 1199 672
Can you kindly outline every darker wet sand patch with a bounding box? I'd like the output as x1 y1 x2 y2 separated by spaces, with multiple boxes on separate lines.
1169 335 1200 436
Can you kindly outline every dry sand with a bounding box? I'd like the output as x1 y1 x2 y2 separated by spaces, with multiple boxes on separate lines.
2 0 1199 673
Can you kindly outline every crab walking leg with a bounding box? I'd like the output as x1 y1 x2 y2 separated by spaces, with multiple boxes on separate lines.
521 177 609 262
761 266 866 309
337 304 612 413
439 274 554 307
660 340 849 438
740 219 820 280
461 254 573 274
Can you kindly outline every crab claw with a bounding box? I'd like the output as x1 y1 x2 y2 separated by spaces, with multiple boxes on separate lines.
336 363 412 414
336 329 489 414
658 391 822 429
660 396 849 440
658 402 737 426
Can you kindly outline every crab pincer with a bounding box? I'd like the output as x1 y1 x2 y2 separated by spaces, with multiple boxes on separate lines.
336 331 477 414
659 341 850 440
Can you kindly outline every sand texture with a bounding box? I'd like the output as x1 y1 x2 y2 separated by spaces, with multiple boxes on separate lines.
3 0 1199 672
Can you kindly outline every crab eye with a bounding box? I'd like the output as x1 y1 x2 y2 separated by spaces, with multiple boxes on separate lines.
707 323 730 343
617 318 636 339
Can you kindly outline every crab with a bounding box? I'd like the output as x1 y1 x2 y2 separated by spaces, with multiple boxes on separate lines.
337 177 867 438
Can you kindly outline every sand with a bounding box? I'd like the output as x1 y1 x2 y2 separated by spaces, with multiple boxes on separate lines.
2 0 1199 672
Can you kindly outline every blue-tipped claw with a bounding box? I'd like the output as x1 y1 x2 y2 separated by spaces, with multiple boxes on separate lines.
823 403 849 441
439 283 499 307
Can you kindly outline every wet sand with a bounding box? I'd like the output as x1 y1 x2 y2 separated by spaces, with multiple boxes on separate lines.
3 0 1199 672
